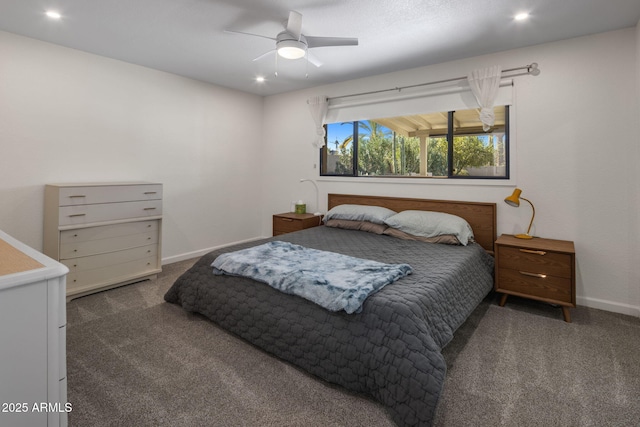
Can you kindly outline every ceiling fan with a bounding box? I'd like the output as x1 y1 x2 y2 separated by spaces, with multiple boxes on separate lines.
225 10 358 68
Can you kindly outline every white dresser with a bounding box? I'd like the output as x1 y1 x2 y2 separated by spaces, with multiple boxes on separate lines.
0 230 68 427
44 182 162 300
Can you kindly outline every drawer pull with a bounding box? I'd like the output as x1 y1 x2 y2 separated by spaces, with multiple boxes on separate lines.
520 271 547 279
143 207 157 211
520 249 547 256
144 192 157 195
69 195 86 198
280 218 294 222
68 214 86 217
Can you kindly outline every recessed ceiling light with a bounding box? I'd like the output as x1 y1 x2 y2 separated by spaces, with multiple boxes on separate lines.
256 76 265 83
514 12 530 21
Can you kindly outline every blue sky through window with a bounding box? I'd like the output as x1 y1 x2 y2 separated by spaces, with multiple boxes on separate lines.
326 122 354 148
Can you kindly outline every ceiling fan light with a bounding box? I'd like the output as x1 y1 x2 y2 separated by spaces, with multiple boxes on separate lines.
277 40 306 59
45 10 62 19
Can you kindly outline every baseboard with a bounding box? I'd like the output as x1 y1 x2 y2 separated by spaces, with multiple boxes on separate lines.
161 236 268 265
577 296 640 318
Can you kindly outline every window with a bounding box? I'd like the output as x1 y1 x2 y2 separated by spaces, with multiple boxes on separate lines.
320 105 509 179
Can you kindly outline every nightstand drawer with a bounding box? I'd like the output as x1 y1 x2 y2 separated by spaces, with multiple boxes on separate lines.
273 216 304 234
497 268 573 303
498 246 572 278
272 213 323 236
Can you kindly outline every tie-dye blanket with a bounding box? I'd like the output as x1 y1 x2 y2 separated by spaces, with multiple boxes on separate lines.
211 240 412 314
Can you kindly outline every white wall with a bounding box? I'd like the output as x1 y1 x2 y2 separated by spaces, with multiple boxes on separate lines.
262 28 640 317
0 31 264 261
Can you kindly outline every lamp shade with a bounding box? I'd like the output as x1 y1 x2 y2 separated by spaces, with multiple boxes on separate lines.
504 188 535 239
504 188 522 207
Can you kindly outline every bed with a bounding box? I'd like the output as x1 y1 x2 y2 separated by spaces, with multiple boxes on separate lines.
164 194 496 426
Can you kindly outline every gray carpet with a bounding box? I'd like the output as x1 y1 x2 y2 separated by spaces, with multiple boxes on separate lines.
66 259 640 426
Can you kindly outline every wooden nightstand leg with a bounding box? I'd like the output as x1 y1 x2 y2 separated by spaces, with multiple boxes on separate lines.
499 293 509 307
561 307 572 323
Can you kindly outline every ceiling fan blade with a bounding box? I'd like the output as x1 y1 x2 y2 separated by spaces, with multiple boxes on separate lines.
286 11 303 39
252 50 275 62
223 29 276 42
306 36 358 48
306 52 323 68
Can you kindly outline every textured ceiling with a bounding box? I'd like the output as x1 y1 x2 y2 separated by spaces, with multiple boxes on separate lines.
1 0 639 96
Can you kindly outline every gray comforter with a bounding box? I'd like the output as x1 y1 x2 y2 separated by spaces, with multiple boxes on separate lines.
164 226 494 426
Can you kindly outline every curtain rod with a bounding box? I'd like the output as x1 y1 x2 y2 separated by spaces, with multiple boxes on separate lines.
328 63 540 102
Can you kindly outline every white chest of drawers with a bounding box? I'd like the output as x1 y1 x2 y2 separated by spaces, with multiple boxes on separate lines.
0 229 68 427
44 182 162 300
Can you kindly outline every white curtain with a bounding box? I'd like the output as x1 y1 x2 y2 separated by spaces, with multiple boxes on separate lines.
307 96 329 148
467 65 503 131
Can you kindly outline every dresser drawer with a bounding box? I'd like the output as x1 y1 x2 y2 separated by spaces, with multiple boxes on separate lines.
498 246 572 278
497 268 573 303
59 230 158 259
61 244 158 273
60 220 158 244
67 256 159 292
58 200 162 226
57 184 162 206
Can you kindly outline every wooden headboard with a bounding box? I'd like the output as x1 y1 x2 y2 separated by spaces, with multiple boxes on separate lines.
328 193 497 254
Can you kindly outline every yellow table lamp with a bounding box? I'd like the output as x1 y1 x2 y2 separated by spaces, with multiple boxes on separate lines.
504 188 535 239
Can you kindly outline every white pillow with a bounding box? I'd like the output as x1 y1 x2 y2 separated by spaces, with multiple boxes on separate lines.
323 204 397 225
384 210 474 246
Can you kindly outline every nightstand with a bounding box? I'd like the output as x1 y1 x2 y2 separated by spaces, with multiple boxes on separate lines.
273 213 323 236
494 234 576 322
